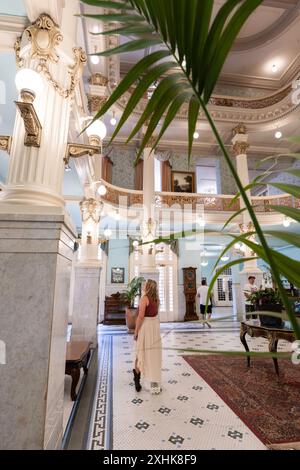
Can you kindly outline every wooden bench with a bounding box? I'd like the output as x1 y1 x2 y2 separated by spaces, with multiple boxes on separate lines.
65 341 92 401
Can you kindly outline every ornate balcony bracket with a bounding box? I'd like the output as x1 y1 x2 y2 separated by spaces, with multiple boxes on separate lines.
0 136 12 154
15 97 42 148
64 143 101 166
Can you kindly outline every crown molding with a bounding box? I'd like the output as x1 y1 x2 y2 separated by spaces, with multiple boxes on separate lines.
232 2 300 52
0 15 28 51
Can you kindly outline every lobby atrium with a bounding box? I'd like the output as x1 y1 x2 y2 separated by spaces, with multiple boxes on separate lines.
0 0 300 453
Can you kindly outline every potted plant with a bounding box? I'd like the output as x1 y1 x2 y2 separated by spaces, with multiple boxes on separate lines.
249 288 283 327
123 276 145 334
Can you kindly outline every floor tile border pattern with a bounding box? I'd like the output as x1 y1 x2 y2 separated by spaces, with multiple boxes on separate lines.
86 335 113 450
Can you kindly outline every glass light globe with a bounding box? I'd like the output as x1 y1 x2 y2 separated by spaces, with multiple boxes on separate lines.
198 217 206 227
91 55 100 65
15 68 44 96
275 131 282 139
240 244 247 253
283 217 291 228
201 260 208 267
104 228 112 238
114 212 121 221
97 184 107 196
193 131 199 139
133 240 139 248
234 242 241 250
221 254 230 262
86 120 107 140
110 117 117 126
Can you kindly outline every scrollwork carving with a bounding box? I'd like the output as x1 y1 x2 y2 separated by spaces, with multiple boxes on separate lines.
80 198 103 224
14 14 87 99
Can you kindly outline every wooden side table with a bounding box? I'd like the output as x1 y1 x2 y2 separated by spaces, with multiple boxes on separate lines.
65 341 92 401
240 321 295 377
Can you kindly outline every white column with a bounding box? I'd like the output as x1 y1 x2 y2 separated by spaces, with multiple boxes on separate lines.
140 144 159 284
232 125 262 317
0 12 86 207
71 198 102 347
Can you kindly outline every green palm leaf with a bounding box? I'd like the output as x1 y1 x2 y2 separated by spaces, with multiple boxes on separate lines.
80 0 300 339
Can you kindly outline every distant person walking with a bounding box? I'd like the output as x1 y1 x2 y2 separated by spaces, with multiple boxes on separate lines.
243 276 258 318
197 279 212 328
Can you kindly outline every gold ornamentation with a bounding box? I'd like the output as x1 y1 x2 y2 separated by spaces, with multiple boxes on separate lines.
87 94 107 114
14 37 24 68
64 143 102 166
233 141 249 156
80 198 103 224
14 14 87 99
36 47 87 99
15 99 42 148
233 123 247 136
25 14 63 63
88 73 108 86
0 136 12 154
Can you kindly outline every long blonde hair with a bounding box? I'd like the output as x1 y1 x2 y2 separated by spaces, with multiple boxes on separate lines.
144 279 160 306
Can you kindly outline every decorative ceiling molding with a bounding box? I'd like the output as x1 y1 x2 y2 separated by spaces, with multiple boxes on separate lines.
232 2 300 52
114 82 299 127
218 53 300 91
0 15 28 51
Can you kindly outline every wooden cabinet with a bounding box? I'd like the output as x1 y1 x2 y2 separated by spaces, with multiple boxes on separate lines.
183 267 198 321
104 292 129 325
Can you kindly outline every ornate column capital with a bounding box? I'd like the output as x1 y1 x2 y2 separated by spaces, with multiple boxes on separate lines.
232 140 249 156
80 198 103 224
232 124 249 156
233 123 247 136
88 73 108 87
14 13 87 99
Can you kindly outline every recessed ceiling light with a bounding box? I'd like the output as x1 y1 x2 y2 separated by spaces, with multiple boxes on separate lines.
275 131 282 139
193 131 199 139
272 64 278 73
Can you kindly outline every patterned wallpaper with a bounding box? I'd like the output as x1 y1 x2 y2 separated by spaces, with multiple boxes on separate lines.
109 146 136 190
109 146 238 195
268 159 300 195
213 84 269 99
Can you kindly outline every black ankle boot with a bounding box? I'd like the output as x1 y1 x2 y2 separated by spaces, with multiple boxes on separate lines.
133 369 142 392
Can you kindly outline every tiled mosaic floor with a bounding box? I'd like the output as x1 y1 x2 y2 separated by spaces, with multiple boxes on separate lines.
87 320 292 450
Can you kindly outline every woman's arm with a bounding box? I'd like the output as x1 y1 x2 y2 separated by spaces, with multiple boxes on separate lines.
134 296 148 340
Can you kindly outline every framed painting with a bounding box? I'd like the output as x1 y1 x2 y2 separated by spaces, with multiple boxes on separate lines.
111 267 125 284
171 170 195 193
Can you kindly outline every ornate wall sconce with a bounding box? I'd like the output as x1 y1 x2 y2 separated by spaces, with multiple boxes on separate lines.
15 68 43 148
64 119 107 167
0 136 12 154
64 142 102 167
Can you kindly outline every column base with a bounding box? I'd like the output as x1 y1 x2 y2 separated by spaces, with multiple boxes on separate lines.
0 184 65 207
71 262 102 348
0 212 76 450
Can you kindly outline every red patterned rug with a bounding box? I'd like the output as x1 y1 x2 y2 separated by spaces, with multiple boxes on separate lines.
183 355 300 445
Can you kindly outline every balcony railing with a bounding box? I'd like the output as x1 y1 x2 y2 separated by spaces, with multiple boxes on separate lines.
101 181 299 213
